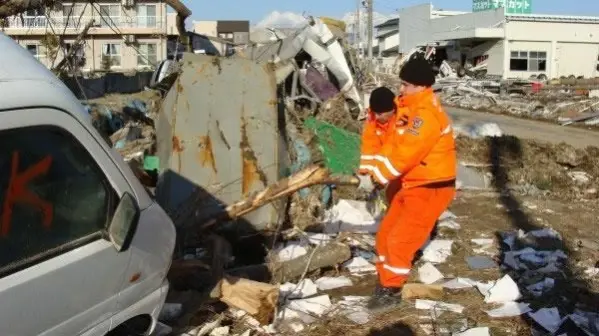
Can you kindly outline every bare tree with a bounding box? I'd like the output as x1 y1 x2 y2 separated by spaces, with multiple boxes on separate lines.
0 0 57 18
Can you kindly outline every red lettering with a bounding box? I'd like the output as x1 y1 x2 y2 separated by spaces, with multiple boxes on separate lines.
1 152 54 237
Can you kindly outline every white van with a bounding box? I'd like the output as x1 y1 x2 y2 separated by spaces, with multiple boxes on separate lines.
0 34 176 335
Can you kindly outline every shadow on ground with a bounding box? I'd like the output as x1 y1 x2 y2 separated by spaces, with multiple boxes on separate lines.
367 321 415 336
488 136 599 334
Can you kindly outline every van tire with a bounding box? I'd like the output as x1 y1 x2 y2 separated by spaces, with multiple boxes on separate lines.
106 315 153 336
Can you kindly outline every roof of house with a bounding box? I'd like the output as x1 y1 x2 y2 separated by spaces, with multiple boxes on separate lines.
375 17 399 28
376 30 398 39
507 13 599 24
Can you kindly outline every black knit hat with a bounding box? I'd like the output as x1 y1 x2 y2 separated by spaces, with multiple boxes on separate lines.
369 86 396 114
399 56 436 87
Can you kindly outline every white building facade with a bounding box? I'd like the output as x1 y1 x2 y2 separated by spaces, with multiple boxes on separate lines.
400 3 599 79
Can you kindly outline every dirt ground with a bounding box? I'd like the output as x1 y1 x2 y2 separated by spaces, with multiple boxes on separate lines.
292 190 599 336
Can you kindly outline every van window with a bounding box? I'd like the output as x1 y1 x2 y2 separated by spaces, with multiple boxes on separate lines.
0 126 117 275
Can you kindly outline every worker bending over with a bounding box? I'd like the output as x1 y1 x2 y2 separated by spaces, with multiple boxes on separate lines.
356 56 457 311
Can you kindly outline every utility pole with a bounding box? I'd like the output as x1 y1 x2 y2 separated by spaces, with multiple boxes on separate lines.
356 0 361 55
366 0 373 65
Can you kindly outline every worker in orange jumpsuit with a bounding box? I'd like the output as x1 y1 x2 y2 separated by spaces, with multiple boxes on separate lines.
355 56 457 311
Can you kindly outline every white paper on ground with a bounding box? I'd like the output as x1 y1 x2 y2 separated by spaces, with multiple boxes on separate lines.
336 296 371 324
439 219 461 229
529 307 561 333
209 326 230 336
343 257 376 274
286 295 332 317
485 302 531 317
418 262 445 284
277 307 316 324
584 267 599 277
322 199 379 234
443 277 478 289
307 233 332 246
415 299 465 313
289 322 305 332
453 327 490 336
439 210 457 221
471 238 494 246
315 276 353 290
484 274 521 303
421 240 454 263
280 279 319 299
476 281 496 296
277 242 308 261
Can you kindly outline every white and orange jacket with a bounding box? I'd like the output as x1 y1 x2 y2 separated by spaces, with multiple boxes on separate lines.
358 88 457 189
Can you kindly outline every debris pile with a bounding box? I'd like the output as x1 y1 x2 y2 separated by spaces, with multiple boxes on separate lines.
434 75 599 127
75 23 599 334
455 135 599 198
83 90 162 163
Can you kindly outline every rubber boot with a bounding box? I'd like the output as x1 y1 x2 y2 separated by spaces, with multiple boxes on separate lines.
367 282 402 313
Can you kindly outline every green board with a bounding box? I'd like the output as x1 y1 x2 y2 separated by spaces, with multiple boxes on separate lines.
143 155 160 171
303 117 361 175
473 0 531 14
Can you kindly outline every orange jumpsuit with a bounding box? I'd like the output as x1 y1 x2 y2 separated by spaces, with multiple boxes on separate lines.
359 88 457 288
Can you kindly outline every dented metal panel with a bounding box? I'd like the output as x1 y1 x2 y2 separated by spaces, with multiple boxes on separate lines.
155 53 285 230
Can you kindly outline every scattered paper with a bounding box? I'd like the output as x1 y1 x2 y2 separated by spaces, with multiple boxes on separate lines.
277 242 308 262
471 238 494 246
287 295 332 317
280 279 318 299
443 277 478 289
421 240 454 263
439 210 457 221
484 275 521 303
415 299 464 313
439 219 461 229
336 296 371 324
209 326 230 336
486 302 531 317
343 257 376 274
418 262 445 284
584 267 599 277
475 280 496 296
454 327 490 336
526 278 555 297
322 199 379 234
466 256 497 270
277 307 316 324
529 307 561 333
315 276 353 290
289 322 305 332
307 233 332 246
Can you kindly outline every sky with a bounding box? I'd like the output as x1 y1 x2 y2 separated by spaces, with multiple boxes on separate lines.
184 0 599 24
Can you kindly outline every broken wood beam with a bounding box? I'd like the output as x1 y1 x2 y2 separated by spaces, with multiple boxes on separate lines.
169 241 352 289
164 0 192 51
198 164 359 230
270 241 352 283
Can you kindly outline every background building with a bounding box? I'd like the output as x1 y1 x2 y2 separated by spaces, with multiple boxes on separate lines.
193 20 250 56
400 2 599 79
1 0 169 72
